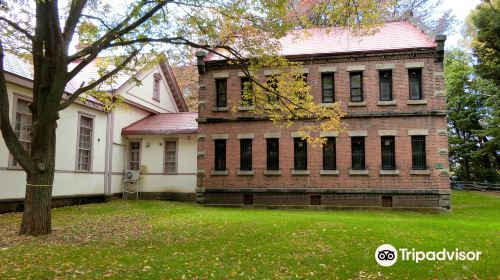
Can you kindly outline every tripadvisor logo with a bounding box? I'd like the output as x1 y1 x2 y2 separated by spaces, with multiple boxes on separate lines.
375 244 482 267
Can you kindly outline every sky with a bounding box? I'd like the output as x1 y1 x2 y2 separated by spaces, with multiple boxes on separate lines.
441 0 482 48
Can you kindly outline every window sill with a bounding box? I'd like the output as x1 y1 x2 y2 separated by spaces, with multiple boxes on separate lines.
349 169 369 176
237 170 254 176
320 170 339 176
410 169 431 175
152 97 160 102
264 170 281 176
347 101 367 107
237 106 255 111
211 170 229 176
212 107 229 112
379 169 400 176
377 100 397 106
407 99 427 105
75 170 92 173
291 169 310 175
320 102 335 107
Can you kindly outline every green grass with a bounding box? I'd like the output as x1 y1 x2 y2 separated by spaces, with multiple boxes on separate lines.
0 191 498 279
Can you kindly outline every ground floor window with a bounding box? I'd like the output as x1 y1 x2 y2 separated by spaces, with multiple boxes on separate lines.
351 137 365 170
214 139 227 171
266 138 279 170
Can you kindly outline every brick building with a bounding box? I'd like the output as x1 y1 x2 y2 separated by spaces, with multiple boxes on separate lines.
195 20 451 211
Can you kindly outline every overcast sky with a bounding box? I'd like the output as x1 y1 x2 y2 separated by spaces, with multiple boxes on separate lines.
441 0 481 48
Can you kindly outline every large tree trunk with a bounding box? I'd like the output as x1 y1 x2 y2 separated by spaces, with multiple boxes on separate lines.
19 118 57 236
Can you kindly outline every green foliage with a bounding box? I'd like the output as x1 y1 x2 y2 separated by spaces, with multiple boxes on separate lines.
0 191 498 278
445 49 499 182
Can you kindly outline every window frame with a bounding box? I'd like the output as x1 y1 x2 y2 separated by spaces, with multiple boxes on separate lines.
214 139 227 171
349 72 363 102
293 138 308 170
127 140 142 171
411 136 427 170
153 73 161 102
351 137 366 170
215 78 228 108
381 136 396 170
75 112 95 172
379 70 393 101
164 139 178 174
8 93 32 169
239 139 252 171
322 137 337 170
321 72 335 103
266 138 280 171
408 68 423 100
240 77 253 106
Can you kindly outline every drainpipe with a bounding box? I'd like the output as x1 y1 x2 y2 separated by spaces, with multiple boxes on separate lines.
104 110 115 196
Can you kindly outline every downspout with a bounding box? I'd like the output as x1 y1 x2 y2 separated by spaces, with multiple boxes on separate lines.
104 110 115 196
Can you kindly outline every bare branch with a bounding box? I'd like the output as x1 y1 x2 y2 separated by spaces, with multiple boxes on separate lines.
59 49 139 111
63 0 88 44
0 42 35 171
0 16 35 41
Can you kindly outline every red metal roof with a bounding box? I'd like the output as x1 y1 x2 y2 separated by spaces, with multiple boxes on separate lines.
121 112 198 135
206 21 436 60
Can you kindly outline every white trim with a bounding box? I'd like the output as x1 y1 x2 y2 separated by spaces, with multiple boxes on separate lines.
375 63 395 70
213 72 230 78
264 133 281 139
319 131 339 137
237 133 255 139
318 66 337 73
347 65 366 71
348 130 368 137
378 130 398 136
212 134 229 140
405 62 425 68
408 129 429 136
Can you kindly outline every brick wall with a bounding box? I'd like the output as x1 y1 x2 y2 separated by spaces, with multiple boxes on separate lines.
196 51 450 209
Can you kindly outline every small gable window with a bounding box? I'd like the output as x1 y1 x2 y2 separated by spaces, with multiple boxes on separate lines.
153 73 161 101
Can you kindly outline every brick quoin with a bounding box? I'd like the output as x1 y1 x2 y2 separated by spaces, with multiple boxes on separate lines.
195 22 450 211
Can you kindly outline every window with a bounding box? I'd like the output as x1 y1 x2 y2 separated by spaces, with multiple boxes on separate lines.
323 137 336 170
266 75 279 103
409 69 422 100
379 70 392 101
350 72 363 102
128 141 141 170
294 138 307 170
164 140 177 173
153 73 161 101
214 139 226 171
240 139 252 171
216 79 227 107
321 73 335 103
240 77 253 106
351 137 365 170
381 136 396 170
411 136 426 170
11 98 32 167
266 138 279 170
77 115 93 171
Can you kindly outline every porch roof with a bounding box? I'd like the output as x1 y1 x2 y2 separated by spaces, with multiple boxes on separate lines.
121 112 198 135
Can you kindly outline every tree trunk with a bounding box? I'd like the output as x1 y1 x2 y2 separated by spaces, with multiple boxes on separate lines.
19 118 57 236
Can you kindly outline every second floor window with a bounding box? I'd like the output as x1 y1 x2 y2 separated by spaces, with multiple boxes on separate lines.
409 69 422 100
351 137 365 170
266 75 279 103
411 136 426 170
12 98 32 167
240 139 252 171
128 141 141 171
241 77 253 106
321 73 335 103
216 79 227 107
350 72 363 102
214 139 226 171
153 73 161 101
381 136 396 170
379 70 393 101
266 138 279 170
294 138 307 170
77 115 93 171
164 140 177 173
323 137 336 170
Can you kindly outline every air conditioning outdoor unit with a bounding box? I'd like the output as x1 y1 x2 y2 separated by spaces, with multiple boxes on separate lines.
125 170 140 181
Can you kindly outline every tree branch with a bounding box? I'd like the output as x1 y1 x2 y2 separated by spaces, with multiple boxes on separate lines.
0 42 35 172
63 0 88 45
59 49 139 111
0 16 35 41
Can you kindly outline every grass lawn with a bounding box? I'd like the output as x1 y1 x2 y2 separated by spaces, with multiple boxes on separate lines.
0 191 498 279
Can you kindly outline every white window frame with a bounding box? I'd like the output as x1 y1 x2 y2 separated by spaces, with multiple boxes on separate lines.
163 139 178 174
153 73 161 102
127 139 142 171
8 93 32 169
75 112 95 172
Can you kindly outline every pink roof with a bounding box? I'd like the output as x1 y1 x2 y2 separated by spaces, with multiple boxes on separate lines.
121 112 198 135
206 21 436 60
